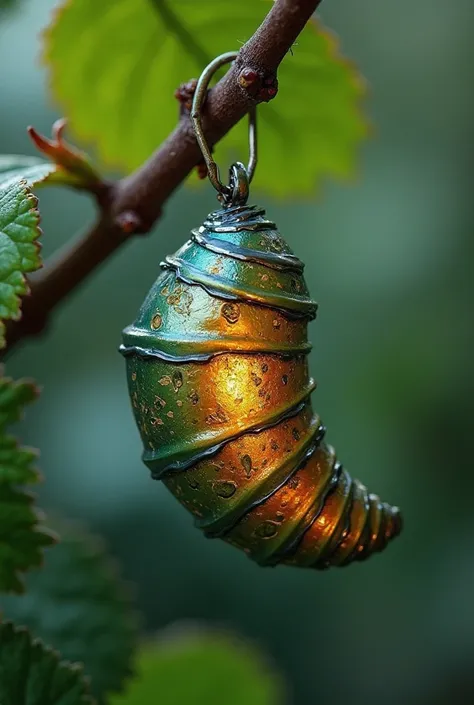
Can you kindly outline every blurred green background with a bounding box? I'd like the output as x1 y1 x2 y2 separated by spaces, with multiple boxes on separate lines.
2 0 474 703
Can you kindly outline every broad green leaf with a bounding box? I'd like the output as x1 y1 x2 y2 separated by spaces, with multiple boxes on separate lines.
0 374 55 593
44 0 367 197
0 157 57 191
0 621 95 705
0 180 42 349
2 522 139 703
0 373 37 428
0 486 54 593
0 374 38 485
0 150 100 192
0 138 103 347
110 627 283 705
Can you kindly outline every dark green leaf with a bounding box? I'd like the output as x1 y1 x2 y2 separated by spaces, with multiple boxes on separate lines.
0 180 42 349
0 621 95 705
44 0 367 197
0 374 55 593
109 626 283 705
0 373 37 430
1 522 139 702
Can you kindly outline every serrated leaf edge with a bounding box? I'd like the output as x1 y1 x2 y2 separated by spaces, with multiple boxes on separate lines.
0 182 43 348
0 620 96 705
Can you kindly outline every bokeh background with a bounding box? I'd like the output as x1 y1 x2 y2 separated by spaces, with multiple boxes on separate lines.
2 0 474 703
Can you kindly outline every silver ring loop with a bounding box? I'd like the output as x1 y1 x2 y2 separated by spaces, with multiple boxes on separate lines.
191 51 257 202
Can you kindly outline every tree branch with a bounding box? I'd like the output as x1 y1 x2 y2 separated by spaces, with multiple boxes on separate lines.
4 0 323 355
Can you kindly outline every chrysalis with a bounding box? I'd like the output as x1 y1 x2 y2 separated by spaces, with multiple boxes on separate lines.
121 53 402 570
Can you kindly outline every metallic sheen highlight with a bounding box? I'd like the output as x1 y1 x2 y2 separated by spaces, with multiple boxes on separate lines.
121 204 402 569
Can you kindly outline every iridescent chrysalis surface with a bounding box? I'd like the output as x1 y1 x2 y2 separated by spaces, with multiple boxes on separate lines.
121 203 402 569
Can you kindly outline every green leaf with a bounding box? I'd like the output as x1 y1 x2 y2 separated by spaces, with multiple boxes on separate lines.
109 626 283 705
0 621 95 705
0 374 55 593
0 373 37 430
0 179 42 349
44 0 367 197
0 486 54 593
0 157 57 191
1 521 139 703
0 373 38 486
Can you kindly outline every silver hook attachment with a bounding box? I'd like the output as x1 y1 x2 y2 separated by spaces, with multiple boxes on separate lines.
191 51 257 206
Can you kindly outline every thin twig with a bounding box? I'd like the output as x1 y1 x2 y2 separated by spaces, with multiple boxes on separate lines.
4 0 323 355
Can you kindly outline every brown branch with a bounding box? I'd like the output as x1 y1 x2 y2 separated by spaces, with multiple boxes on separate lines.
4 0 323 355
